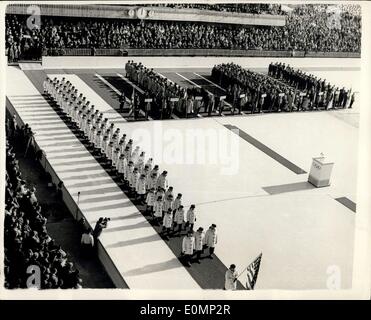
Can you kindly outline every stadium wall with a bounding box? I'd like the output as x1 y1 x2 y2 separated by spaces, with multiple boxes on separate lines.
6 98 127 289
42 55 361 70
43 48 361 58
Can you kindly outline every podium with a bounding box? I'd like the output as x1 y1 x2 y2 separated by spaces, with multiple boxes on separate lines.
308 157 334 187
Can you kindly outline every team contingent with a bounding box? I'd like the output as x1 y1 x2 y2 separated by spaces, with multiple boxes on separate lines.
212 62 355 113
125 60 207 119
123 60 355 120
43 76 219 267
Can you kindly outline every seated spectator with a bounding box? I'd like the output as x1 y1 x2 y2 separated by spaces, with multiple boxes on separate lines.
4 137 82 289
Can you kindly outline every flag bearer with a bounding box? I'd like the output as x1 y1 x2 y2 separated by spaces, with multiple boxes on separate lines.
225 264 238 290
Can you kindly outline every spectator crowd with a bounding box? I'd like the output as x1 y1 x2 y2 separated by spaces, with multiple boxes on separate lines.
5 136 82 289
6 4 361 61
153 3 284 15
44 76 219 267
212 62 355 113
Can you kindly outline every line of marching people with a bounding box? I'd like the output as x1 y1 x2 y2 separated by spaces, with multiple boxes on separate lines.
43 76 218 268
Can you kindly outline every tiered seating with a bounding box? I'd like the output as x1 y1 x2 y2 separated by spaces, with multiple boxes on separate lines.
5 4 361 61
5 139 82 289
152 3 284 14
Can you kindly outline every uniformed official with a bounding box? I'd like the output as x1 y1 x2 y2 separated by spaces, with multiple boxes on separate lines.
117 154 126 181
157 170 168 190
163 194 174 217
194 227 205 263
182 231 195 267
173 205 185 235
205 224 218 259
186 204 196 232
153 196 164 224
162 209 173 240
136 174 147 202
173 193 182 213
130 167 139 196
124 161 134 188
145 187 155 215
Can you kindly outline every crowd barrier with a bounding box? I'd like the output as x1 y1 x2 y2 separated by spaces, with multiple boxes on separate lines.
43 48 360 58
5 98 126 288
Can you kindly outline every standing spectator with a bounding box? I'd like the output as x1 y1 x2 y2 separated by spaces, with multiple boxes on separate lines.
78 217 88 234
81 228 94 253
93 217 109 240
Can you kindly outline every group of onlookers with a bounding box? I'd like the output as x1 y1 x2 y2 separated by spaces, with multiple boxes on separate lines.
45 76 219 267
6 4 361 61
5 137 82 289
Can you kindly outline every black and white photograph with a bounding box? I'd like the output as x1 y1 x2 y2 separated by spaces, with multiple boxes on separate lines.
1 0 370 300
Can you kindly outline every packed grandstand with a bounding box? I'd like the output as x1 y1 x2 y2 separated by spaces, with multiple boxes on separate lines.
6 3 361 62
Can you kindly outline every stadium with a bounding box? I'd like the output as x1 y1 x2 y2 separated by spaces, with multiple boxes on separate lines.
3 2 365 293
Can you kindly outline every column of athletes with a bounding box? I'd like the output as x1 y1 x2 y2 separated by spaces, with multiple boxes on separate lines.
122 61 354 119
43 76 218 268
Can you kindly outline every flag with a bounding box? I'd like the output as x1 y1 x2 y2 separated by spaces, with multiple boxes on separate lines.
291 82 299 111
246 253 262 290
131 88 135 107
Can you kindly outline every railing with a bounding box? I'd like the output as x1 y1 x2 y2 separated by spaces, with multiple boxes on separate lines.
42 47 361 58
